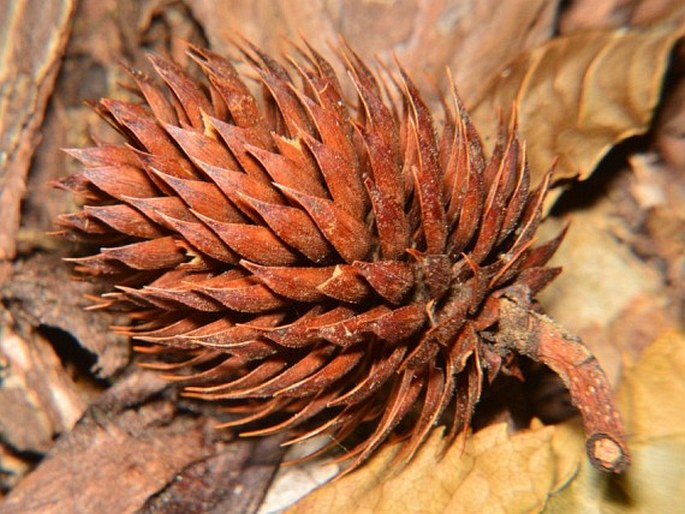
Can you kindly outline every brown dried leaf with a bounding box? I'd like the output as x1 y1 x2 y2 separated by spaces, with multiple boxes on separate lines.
559 0 685 33
2 254 129 377
2 372 203 514
472 23 685 186
288 422 578 514
188 0 557 105
631 0 685 26
2 370 284 514
558 0 637 33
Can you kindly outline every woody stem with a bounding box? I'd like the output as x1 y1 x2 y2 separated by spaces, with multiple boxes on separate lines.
496 294 630 473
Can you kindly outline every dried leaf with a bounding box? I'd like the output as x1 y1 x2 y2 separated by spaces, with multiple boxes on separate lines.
472 23 685 185
2 254 129 378
622 331 685 439
288 422 578 514
1 370 285 514
559 0 685 33
188 0 557 107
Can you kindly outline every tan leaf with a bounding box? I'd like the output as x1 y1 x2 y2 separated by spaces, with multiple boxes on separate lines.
288 421 580 514
472 24 685 185
620 330 685 443
544 331 685 512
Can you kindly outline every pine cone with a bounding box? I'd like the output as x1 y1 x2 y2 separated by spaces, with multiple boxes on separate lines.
56 41 629 474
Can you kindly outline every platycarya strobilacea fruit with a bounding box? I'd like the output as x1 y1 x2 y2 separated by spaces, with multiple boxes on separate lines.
56 40 629 475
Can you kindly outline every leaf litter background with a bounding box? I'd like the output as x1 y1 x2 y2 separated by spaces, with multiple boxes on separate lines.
0 1 684 512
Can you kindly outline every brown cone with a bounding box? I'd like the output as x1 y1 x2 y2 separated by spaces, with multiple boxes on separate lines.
56 41 629 474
